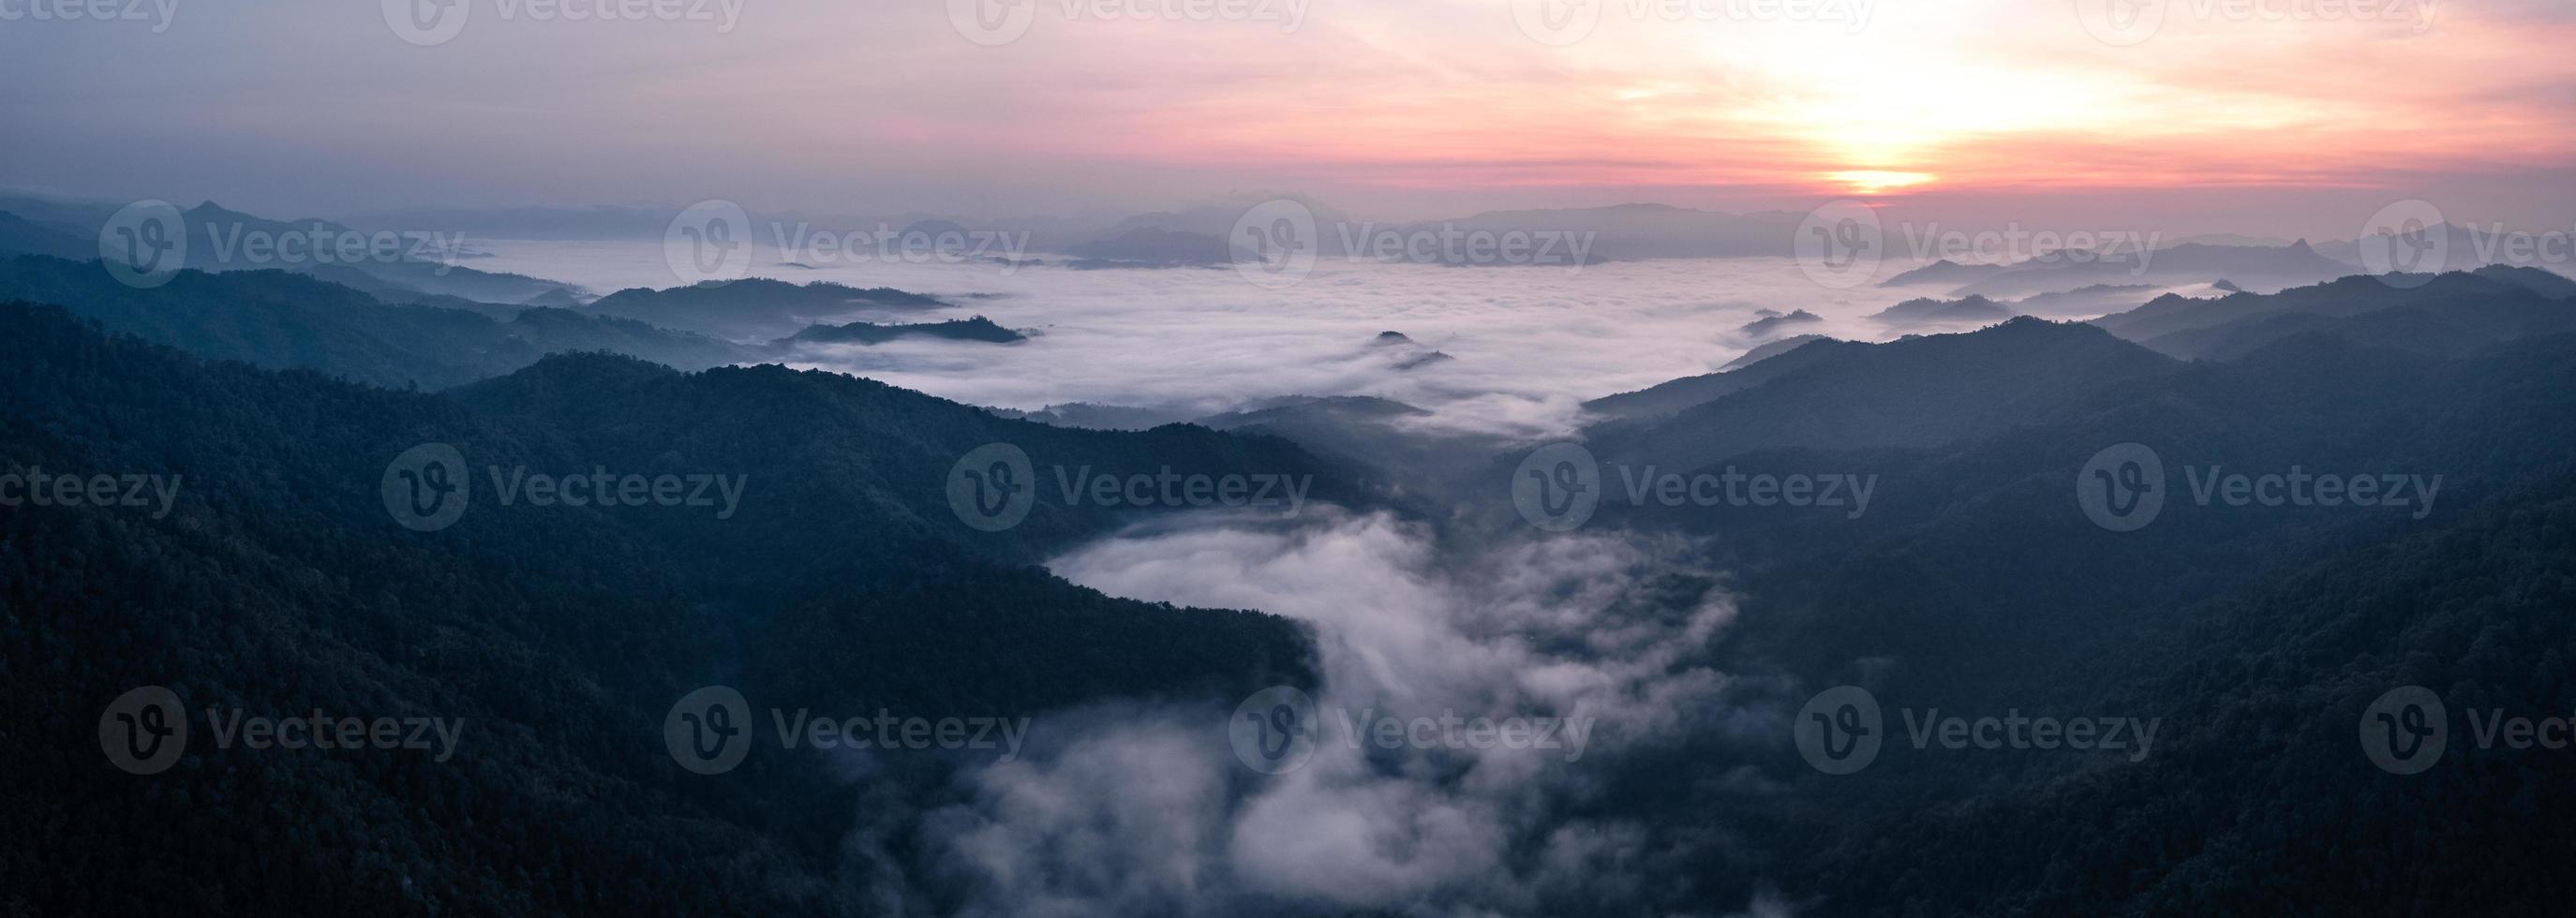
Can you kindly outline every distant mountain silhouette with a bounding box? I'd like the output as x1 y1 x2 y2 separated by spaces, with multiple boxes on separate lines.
2108 268 2576 360
1879 258 2005 287
1741 308 1824 336
587 278 946 340
778 316 1024 346
1061 227 1233 265
1588 318 2180 472
0 210 91 259
1954 241 2355 298
0 254 751 388
2093 267 2576 344
1870 293 2019 324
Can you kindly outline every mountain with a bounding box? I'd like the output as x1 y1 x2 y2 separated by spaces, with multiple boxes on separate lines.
585 278 947 340
1630 326 2576 915
2092 268 2576 345
1060 227 1233 265
2123 271 2576 361
0 210 91 259
1580 334 1853 422
1740 308 1824 336
1719 333 1836 371
1879 258 2005 288
2012 282 2159 317
1586 318 2181 473
0 255 750 389
778 316 1025 346
1869 293 2019 324
0 301 1346 915
1954 241 2356 298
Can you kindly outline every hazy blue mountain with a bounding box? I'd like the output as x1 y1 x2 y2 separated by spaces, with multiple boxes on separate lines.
0 255 749 388
1870 293 2020 324
778 316 1025 346
1581 334 1853 422
585 278 947 340
1588 318 2180 471
1740 308 1824 336
2092 267 2575 343
1060 226 1233 265
0 302 1333 914
0 210 91 259
1879 258 2005 287
1719 333 1837 370
2012 282 2159 317
1955 240 2355 298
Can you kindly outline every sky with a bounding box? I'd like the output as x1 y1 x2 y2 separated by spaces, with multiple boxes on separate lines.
1 0 2570 235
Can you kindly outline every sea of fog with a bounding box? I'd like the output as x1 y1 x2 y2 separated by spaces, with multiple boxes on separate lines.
465 239 2022 911
467 239 2155 439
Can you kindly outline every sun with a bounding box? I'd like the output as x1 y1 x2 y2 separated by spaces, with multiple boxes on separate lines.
1826 170 1937 194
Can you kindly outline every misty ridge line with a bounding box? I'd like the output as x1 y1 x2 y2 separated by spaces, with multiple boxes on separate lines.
192 222 476 274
